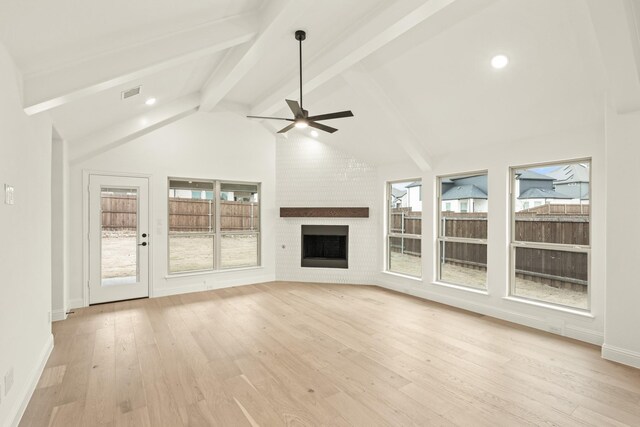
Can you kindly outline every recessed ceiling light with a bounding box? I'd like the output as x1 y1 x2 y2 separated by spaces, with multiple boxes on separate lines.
145 97 157 106
310 130 319 137
491 54 509 69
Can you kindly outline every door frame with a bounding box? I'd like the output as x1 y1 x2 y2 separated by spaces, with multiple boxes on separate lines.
82 170 153 307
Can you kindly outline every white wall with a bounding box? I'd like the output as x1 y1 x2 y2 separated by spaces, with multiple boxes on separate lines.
51 136 68 321
0 43 53 427
602 105 640 368
377 125 606 345
65 112 276 307
276 134 380 283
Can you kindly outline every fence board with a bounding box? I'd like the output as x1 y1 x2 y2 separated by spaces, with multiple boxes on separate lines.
388 207 590 287
101 196 259 232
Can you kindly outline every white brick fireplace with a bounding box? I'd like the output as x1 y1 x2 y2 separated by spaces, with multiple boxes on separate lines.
276 134 380 283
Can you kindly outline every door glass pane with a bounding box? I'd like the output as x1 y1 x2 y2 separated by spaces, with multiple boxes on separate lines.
513 247 588 309
101 187 138 285
439 241 487 289
221 234 258 269
388 236 421 277
169 234 214 273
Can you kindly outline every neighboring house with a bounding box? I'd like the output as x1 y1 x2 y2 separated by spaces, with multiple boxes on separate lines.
441 175 488 213
406 181 422 212
391 187 407 208
546 163 590 204
514 170 572 210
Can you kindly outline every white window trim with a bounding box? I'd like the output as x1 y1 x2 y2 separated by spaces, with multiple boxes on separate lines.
436 171 488 291
509 158 591 312
385 179 422 278
167 177 261 275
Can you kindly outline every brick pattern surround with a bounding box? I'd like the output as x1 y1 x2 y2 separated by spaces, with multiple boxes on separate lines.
276 134 380 283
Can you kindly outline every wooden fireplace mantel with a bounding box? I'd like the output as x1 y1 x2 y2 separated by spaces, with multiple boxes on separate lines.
280 207 369 218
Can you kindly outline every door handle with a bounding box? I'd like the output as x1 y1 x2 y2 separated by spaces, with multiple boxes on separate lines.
138 242 148 247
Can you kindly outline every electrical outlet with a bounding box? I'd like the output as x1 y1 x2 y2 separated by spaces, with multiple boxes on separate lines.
4 184 15 205
5 368 14 395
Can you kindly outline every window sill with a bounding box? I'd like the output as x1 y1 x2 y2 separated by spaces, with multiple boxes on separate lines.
431 281 489 295
165 265 263 279
502 296 594 318
381 270 422 282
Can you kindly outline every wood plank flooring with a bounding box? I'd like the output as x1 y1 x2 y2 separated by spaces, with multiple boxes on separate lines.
20 282 640 426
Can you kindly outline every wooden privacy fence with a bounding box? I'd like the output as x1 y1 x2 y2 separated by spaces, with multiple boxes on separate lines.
390 209 589 288
101 196 259 232
390 208 422 255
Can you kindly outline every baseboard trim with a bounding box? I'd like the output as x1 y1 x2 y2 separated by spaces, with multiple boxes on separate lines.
51 308 67 322
153 275 276 298
602 344 640 369
67 298 84 310
9 333 54 427
564 324 604 345
374 279 604 346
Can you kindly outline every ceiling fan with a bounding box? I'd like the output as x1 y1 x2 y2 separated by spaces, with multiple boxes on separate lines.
247 30 354 134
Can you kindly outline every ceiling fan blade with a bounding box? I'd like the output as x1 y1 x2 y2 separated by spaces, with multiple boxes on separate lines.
308 121 338 134
277 123 296 133
285 99 303 117
307 110 354 121
247 115 293 121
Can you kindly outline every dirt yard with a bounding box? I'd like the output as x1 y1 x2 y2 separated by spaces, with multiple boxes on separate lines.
390 252 588 309
101 233 258 277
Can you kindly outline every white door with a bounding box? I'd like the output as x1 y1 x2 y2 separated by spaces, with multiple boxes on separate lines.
89 175 150 304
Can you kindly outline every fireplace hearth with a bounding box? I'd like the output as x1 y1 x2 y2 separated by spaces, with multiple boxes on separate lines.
301 225 348 268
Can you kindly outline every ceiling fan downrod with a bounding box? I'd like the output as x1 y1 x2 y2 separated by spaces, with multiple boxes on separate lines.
295 30 306 114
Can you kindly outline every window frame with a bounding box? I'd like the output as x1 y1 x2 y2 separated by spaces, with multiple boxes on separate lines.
385 178 422 278
509 158 591 311
436 171 489 290
167 177 261 275
218 180 261 270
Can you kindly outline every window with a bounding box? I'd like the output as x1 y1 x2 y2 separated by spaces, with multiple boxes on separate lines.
168 179 260 274
510 160 590 310
220 182 260 269
387 180 421 277
437 173 488 290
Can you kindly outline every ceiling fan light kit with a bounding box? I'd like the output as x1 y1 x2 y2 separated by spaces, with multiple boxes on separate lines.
247 30 354 134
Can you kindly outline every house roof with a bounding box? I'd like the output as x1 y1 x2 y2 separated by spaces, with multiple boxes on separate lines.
516 170 555 181
547 164 590 184
518 188 572 200
406 181 422 188
442 184 488 200
391 188 407 199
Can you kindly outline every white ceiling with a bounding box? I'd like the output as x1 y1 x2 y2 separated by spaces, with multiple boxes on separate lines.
0 0 263 75
0 0 636 167
50 53 224 141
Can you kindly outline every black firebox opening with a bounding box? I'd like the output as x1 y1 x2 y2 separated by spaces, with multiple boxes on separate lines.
303 235 347 260
301 225 348 269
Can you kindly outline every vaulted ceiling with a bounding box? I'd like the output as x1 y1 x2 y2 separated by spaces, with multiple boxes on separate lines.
1 0 639 167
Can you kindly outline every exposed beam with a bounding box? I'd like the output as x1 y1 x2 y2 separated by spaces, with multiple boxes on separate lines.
586 0 640 113
23 14 258 116
251 0 493 118
68 93 200 165
343 66 432 171
200 0 310 111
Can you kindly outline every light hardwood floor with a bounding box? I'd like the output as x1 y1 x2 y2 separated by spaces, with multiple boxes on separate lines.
20 282 640 426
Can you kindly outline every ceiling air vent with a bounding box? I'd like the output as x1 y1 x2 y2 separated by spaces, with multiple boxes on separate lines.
121 86 141 100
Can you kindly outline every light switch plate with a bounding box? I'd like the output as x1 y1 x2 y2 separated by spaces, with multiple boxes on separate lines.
4 184 14 205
